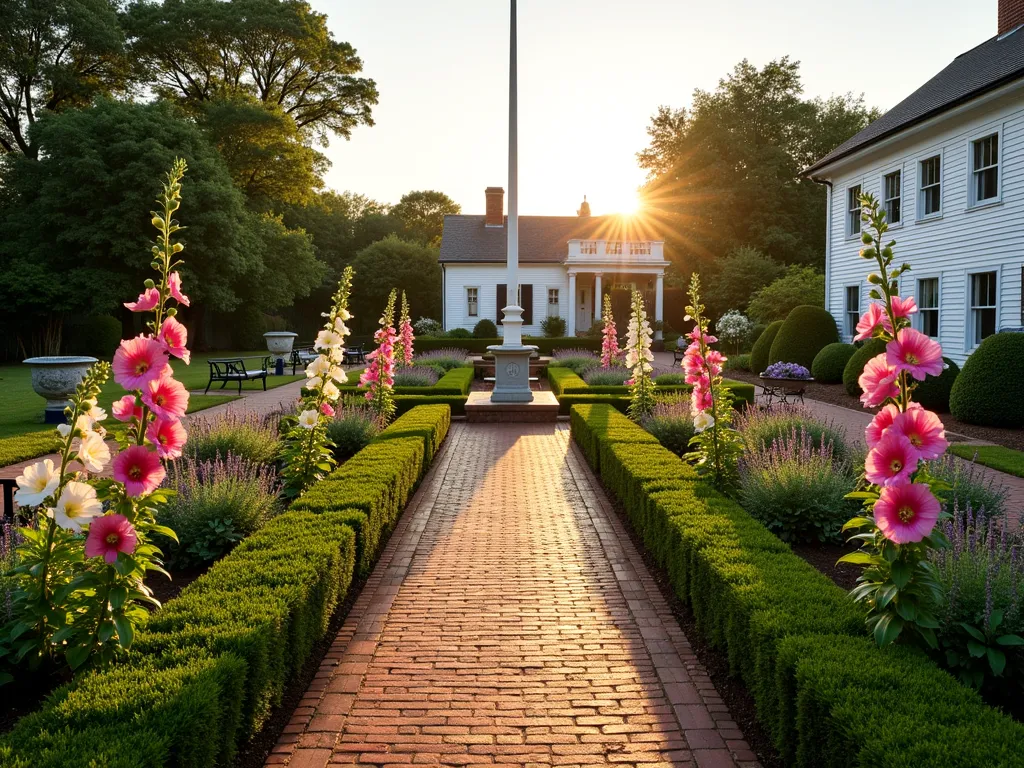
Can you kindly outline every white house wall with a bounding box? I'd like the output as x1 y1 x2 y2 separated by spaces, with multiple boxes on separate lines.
823 89 1024 365
443 264 569 336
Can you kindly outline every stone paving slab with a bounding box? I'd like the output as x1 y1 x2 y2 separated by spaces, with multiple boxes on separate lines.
267 423 759 768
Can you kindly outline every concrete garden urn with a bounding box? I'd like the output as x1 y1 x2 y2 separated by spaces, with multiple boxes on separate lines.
23 356 99 423
264 332 298 373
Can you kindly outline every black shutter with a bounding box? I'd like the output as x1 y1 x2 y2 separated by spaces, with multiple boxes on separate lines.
496 284 506 325
521 284 533 325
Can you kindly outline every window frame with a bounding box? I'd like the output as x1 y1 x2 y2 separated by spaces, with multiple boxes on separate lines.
465 286 479 319
967 127 1003 209
917 152 943 221
845 183 863 239
546 287 560 318
913 275 941 339
881 166 903 227
966 269 999 351
844 284 861 339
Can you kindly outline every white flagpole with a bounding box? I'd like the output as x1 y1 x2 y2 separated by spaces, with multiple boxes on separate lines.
505 0 520 344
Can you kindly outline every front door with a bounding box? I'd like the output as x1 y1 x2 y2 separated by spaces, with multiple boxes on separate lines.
576 286 591 332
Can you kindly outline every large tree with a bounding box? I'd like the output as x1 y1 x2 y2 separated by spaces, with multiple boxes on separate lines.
349 236 441 332
638 58 880 275
0 0 132 157
390 190 460 247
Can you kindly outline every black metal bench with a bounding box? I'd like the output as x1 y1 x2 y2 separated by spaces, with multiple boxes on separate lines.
289 344 318 375
1 477 16 524
205 356 270 394
344 343 366 366
673 347 685 364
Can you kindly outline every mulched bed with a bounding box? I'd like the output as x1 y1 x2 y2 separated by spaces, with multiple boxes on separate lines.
788 540 861 591
146 564 208 606
727 369 1024 450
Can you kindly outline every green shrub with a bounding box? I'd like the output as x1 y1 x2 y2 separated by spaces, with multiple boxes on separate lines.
724 353 751 371
736 403 851 466
63 315 123 359
372 404 451 470
414 337 600 355
472 319 498 338
842 337 887 396
447 327 472 339
811 342 856 383
950 333 1024 426
748 323 767 350
326 404 379 460
547 366 587 396
540 316 567 337
654 372 686 385
569 404 659 472
768 305 839 370
750 320 783 375
184 410 280 466
393 394 467 416
642 398 694 457
434 367 474 395
914 357 959 411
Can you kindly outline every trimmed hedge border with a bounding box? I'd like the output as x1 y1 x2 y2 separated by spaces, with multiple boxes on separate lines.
0 406 452 768
416 337 601 355
340 366 473 397
548 367 586 396
569 404 1024 767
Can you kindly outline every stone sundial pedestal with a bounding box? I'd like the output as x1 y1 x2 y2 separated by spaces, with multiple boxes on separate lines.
487 304 535 403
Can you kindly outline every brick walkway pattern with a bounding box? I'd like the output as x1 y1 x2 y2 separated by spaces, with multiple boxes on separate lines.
268 423 758 768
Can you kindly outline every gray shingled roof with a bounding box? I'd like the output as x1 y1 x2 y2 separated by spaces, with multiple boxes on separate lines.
805 30 1024 176
439 215 661 263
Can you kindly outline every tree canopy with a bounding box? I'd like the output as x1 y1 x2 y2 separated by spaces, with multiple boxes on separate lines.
746 266 825 324
390 190 461 247
349 236 442 331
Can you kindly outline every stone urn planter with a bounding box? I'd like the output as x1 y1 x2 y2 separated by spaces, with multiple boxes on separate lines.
23 356 99 423
264 331 298 374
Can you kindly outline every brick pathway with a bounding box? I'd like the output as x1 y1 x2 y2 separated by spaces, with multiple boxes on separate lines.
268 423 758 768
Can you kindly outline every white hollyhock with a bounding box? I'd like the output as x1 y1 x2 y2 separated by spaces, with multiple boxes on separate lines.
297 410 319 429
14 459 60 507
322 380 341 402
53 481 103 532
314 329 343 350
693 411 715 433
76 431 110 473
306 355 331 378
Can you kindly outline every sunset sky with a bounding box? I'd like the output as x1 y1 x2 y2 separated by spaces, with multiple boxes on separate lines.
315 0 993 217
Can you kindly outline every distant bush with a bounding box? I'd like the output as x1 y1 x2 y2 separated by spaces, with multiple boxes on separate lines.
915 357 960 412
642 396 694 456
654 372 686 385
550 348 600 376
63 315 122 358
725 353 751 372
447 327 472 339
540 316 567 337
748 323 767 350
326 402 380 460
413 317 443 336
747 266 825 324
716 310 753 352
472 319 498 338
842 337 887 396
768 305 839 370
950 333 1024 426
811 342 856 383
184 410 280 466
750 320 783 374
414 348 469 372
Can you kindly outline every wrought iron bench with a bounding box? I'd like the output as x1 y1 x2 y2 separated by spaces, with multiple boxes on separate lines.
205 356 270 394
343 343 366 366
673 346 685 364
289 344 318 375
1 478 16 524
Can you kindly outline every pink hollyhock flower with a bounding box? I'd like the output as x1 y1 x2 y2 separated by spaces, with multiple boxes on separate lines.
124 287 160 313
146 417 187 459
85 514 138 564
891 406 948 461
623 378 635 386
168 272 190 307
854 302 890 342
858 354 900 408
886 328 944 381
158 316 190 364
142 375 189 421
865 432 918 487
874 483 940 544
891 295 918 319
320 402 335 417
865 404 900 448
111 395 144 422
112 336 168 390
112 445 166 497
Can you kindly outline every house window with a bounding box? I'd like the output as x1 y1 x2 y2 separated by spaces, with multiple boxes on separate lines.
971 133 999 205
969 271 997 347
466 287 478 317
629 241 651 256
847 185 862 236
919 156 941 217
845 285 860 337
883 170 901 224
917 277 939 338
606 241 622 255
547 288 559 317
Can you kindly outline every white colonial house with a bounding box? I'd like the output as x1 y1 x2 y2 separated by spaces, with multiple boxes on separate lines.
805 0 1024 364
439 187 669 338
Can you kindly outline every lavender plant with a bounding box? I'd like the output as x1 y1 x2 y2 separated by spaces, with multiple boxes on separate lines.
926 452 1008 518
412 348 469 372
326 400 381 460
550 348 601 376
642 396 694 457
184 409 280 466
584 367 631 386
736 403 851 465
394 365 439 387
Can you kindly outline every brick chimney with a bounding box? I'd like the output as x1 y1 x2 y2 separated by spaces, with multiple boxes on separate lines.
484 186 504 227
1000 0 1024 34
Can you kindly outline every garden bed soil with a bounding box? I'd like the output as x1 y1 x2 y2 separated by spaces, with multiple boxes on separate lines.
788 540 861 591
726 369 1024 451
146 564 209 606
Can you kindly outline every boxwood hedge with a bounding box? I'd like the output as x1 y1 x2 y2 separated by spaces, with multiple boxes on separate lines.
768 305 839 370
550 369 755 415
915 356 959 412
750 320 783 375
810 342 856 383
569 404 1024 766
950 332 1024 426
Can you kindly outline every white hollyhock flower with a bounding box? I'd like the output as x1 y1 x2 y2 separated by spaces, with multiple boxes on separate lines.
53 481 103 532
329 346 345 363
87 405 107 422
306 355 331 378
322 380 341 402
328 365 346 382
57 423 72 438
306 376 323 391
76 431 110 473
334 318 350 335
297 410 319 429
15 459 60 507
693 412 715 433
314 329 343 350
338 308 352 321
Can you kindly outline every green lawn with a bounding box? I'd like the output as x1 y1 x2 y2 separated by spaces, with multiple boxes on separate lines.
949 443 1024 479
0 350 304 465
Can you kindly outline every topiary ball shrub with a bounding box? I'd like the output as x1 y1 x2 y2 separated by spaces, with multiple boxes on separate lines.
812 343 857 384
843 337 887 396
750 320 783 375
447 327 472 339
950 333 1024 426
768 305 839 370
540 316 567 338
472 319 498 338
747 323 768 352
914 357 959 412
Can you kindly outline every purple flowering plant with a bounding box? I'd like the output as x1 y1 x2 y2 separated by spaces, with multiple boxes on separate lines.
762 361 812 380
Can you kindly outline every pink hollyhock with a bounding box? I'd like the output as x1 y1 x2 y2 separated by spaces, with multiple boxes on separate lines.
158 316 190 364
623 378 635 386
854 302 890 342
601 321 621 368
865 404 900 448
397 318 415 366
142 375 189 421
168 272 190 307
112 336 168 390
111 395 144 422
886 328 944 381
858 354 900 408
124 287 160 313
112 445 166 497
865 431 918 487
892 406 948 461
891 295 918 318
320 402 335 417
146 417 187 459
85 514 138 564
874 483 941 544
687 327 718 345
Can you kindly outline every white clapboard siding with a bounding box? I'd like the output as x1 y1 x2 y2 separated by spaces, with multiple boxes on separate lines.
823 89 1024 365
443 264 569 335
